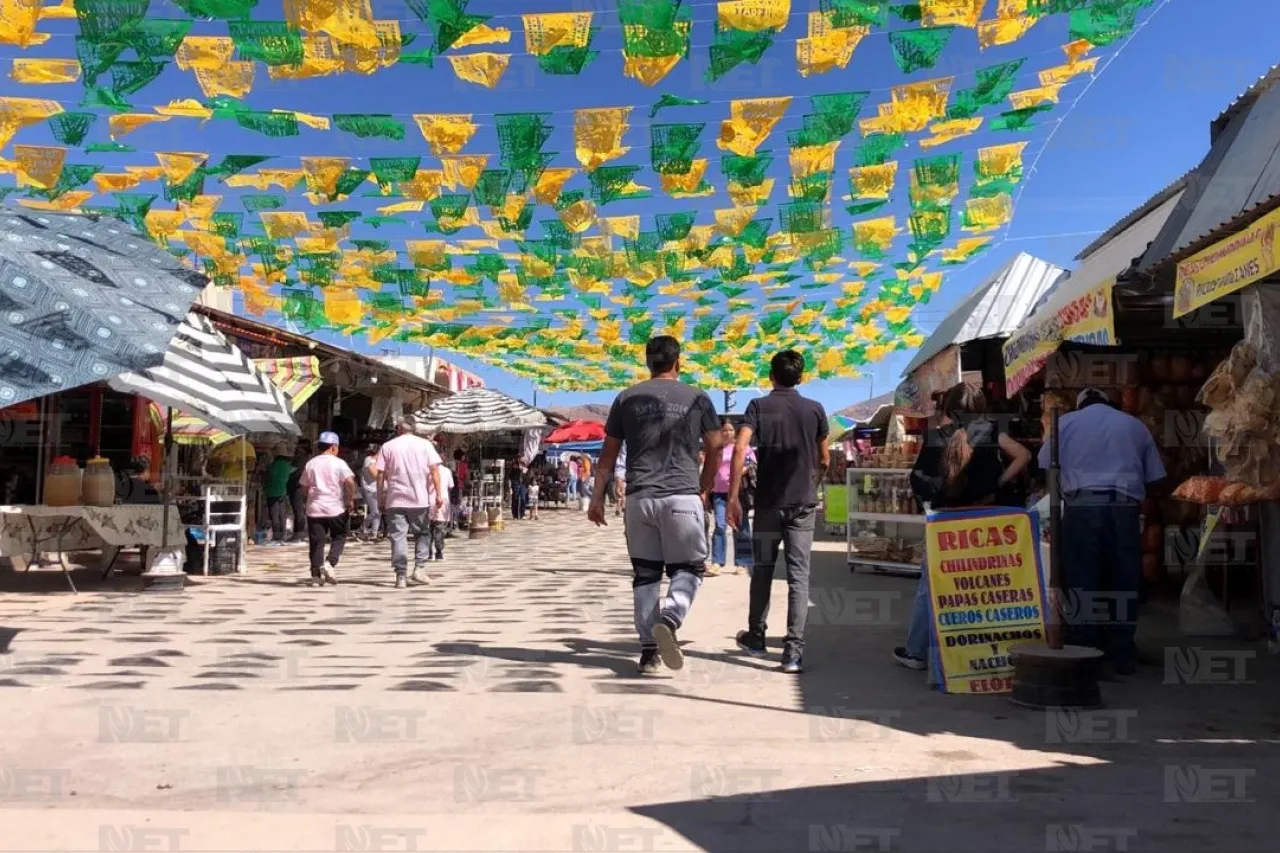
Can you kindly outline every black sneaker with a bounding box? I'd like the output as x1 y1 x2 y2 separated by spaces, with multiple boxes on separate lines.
892 647 926 671
736 629 767 657
781 655 804 675
638 648 662 676
652 616 684 671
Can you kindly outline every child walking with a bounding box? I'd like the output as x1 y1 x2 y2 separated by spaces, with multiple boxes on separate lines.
528 477 540 520
427 463 454 563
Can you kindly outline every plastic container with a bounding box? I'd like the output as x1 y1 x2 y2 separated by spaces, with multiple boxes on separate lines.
82 457 115 507
44 457 82 506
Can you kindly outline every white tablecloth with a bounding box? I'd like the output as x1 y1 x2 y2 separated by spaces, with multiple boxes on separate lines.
0 505 187 559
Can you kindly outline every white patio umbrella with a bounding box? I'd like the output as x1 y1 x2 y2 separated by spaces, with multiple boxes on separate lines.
409 388 547 434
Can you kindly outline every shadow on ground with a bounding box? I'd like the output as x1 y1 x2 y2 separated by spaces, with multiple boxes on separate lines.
632 750 1278 852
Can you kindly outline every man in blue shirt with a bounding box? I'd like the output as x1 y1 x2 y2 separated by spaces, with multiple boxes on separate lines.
1041 387 1166 674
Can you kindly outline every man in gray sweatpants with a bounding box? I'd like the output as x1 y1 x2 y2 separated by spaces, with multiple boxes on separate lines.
589 335 724 675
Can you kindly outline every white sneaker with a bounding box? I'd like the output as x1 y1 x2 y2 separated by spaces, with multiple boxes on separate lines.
320 562 338 585
410 567 430 585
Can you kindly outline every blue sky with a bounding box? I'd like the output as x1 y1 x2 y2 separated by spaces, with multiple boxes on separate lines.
348 0 1280 414
6 1 1279 415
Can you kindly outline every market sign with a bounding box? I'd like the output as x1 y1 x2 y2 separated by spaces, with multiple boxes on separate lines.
925 508 1048 695
1173 206 1280 318
1002 283 1115 395
895 346 961 418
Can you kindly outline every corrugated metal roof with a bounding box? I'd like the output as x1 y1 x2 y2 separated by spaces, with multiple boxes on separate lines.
1139 73 1280 272
1020 188 1185 327
1073 173 1192 261
1211 63 1280 139
835 391 895 422
900 252 1066 377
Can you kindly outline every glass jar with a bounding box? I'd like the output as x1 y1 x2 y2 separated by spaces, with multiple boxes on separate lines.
45 458 82 506
82 457 115 507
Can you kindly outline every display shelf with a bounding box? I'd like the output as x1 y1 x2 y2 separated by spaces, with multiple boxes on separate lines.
850 558 923 575
848 512 927 524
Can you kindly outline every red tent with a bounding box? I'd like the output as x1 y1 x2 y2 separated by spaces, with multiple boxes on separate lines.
544 420 606 443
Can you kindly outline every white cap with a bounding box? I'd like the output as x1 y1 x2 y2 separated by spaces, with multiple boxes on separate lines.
1076 387 1109 407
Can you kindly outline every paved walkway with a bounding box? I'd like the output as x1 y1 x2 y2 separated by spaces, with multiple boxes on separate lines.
1 510 1278 851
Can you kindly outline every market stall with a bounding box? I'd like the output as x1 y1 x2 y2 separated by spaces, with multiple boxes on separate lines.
997 74 1276 641
0 213 210 589
110 312 302 578
409 388 548 529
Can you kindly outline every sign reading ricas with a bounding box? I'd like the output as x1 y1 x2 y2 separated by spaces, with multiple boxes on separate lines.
925 508 1048 694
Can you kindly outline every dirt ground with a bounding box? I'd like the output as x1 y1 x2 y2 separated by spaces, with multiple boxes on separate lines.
1 511 1277 852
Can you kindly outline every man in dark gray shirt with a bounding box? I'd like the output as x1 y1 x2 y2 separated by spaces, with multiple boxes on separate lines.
590 336 723 675
728 350 829 674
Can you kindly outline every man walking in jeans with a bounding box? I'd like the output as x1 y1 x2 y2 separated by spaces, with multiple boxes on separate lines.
589 335 723 675
728 350 829 674
374 419 445 589
298 432 356 586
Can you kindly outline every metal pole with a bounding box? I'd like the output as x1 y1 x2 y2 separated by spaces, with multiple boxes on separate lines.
1047 407 1064 649
161 408 174 550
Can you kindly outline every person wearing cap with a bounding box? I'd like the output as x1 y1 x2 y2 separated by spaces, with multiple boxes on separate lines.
1042 387 1167 675
373 419 446 589
298 431 357 586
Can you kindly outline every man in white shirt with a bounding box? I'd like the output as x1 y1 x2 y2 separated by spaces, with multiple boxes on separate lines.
299 431 357 586
373 419 445 589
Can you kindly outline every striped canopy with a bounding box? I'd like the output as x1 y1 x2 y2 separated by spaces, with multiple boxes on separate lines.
255 357 323 408
410 388 547 435
111 313 299 438
161 355 322 445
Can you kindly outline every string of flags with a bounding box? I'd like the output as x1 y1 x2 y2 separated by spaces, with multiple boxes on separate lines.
0 0 1155 390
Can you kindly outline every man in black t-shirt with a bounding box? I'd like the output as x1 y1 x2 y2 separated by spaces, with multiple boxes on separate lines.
728 350 829 674
589 336 723 676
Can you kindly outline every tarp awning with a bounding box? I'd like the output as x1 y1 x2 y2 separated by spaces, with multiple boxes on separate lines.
110 313 300 438
1003 188 1186 394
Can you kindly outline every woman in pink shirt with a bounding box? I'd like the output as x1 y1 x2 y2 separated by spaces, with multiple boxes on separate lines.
709 420 755 576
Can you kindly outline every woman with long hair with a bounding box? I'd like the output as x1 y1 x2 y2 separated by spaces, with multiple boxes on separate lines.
892 382 1032 672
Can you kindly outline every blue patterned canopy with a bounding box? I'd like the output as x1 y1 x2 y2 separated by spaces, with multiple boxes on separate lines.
0 211 207 407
